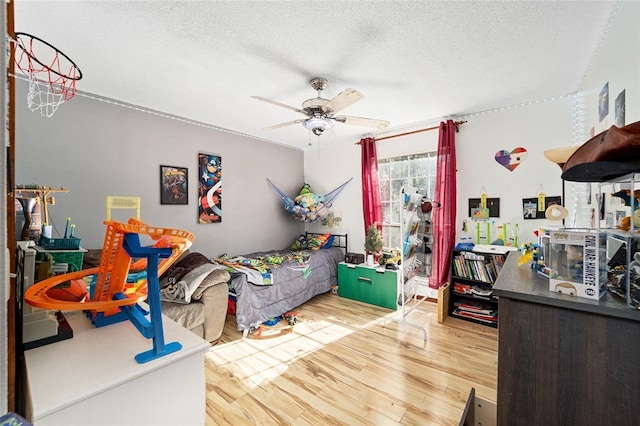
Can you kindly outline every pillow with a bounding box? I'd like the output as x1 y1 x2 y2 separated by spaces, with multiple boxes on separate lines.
307 233 330 250
159 252 212 288
321 234 335 249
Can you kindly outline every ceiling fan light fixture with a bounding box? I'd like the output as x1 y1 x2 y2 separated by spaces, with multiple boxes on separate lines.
303 117 334 135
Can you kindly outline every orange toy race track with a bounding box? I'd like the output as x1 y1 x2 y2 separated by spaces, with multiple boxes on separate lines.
25 218 194 313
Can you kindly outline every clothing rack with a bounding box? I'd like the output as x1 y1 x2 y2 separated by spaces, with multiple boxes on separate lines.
384 186 429 342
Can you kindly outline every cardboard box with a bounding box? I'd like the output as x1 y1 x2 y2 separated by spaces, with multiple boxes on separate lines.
547 229 607 300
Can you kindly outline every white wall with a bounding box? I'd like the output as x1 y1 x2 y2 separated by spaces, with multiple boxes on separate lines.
15 81 305 256
579 1 639 133
305 1 640 255
305 99 572 256
455 99 572 245
568 1 640 228
304 128 438 255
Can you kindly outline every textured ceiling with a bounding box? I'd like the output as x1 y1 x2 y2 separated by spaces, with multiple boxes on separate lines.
13 1 617 150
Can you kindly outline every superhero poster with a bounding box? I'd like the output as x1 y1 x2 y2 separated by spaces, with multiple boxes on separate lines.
160 165 188 205
198 153 222 223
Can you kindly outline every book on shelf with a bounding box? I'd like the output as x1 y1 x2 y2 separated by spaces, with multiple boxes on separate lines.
492 254 506 273
452 307 498 323
452 282 494 299
454 250 507 284
453 300 494 315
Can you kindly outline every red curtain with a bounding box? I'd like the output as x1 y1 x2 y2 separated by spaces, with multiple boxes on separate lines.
361 137 382 233
431 120 457 289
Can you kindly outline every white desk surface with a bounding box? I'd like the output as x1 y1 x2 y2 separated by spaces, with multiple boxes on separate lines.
25 310 210 421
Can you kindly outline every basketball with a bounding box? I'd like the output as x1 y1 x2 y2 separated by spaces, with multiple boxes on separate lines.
47 279 88 302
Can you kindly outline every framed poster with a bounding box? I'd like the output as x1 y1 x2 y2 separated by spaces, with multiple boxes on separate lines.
160 165 188 205
521 196 562 220
468 198 500 218
198 153 222 223
599 81 609 123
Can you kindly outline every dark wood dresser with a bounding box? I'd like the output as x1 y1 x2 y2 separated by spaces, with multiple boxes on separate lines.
493 254 640 426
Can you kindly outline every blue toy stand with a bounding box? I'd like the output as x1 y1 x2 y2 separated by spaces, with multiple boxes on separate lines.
118 233 182 363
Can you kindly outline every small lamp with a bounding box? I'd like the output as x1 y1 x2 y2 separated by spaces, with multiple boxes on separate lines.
303 117 334 136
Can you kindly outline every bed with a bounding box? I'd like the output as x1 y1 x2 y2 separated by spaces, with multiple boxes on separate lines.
219 233 347 335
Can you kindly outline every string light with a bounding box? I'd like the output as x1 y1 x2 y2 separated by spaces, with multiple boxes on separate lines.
10 74 302 151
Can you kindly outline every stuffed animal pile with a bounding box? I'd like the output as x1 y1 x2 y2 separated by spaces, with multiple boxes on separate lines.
290 183 329 223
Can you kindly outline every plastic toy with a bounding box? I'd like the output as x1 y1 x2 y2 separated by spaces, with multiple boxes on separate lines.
611 189 640 206
47 280 88 302
518 243 546 274
247 311 298 339
555 282 577 296
25 218 194 363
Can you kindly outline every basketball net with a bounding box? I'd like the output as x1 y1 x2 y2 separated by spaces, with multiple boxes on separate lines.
13 33 81 118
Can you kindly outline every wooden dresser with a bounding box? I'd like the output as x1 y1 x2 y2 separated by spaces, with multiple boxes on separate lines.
493 255 640 426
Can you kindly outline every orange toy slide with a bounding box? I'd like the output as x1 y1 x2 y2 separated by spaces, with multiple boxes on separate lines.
25 218 194 313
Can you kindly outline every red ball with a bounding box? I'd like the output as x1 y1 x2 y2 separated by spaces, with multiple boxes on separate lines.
421 201 432 213
47 279 88 302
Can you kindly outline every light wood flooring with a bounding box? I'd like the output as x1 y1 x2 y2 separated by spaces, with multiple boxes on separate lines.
204 293 498 425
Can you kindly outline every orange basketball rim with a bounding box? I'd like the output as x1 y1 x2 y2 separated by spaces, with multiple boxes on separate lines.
25 219 194 312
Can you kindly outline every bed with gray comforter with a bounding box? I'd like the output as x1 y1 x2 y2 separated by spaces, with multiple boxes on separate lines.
224 241 345 335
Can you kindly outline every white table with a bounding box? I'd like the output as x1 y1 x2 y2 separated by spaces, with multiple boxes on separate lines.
25 311 210 426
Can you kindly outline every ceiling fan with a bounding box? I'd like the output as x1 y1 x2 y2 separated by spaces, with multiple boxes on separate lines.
251 77 390 136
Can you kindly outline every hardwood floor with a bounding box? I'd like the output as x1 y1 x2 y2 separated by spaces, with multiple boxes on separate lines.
204 293 497 425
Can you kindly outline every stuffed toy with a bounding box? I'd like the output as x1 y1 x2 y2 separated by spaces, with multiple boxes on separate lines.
618 216 631 231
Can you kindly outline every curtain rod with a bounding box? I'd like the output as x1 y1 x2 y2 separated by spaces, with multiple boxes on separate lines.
357 120 467 143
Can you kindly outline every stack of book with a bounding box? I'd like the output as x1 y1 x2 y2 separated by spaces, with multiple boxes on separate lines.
452 251 505 284
452 300 498 324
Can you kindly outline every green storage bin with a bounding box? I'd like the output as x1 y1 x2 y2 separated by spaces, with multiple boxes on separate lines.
338 262 398 309
35 249 85 272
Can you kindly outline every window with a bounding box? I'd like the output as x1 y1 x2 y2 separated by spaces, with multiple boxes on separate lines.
379 152 437 249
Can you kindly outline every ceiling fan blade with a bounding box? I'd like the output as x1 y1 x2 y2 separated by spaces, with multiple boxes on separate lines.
263 119 306 130
334 115 390 129
251 96 308 116
322 88 363 114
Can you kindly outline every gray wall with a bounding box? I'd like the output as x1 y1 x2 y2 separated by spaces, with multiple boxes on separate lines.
15 80 304 256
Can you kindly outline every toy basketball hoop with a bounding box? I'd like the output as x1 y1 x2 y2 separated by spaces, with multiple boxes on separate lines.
13 32 82 118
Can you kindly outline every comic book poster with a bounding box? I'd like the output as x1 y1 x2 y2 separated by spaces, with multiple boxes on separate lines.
160 165 188 205
198 153 222 223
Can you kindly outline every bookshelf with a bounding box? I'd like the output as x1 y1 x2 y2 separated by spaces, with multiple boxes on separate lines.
449 248 509 328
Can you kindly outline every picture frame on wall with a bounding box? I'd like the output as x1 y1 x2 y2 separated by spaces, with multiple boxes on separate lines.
521 196 562 220
198 153 222 223
160 165 188 205
468 198 500 218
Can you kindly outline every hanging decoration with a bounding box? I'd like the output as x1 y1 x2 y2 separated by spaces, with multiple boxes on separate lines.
537 184 546 212
469 187 499 218
522 195 562 220
267 178 352 223
495 147 528 171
